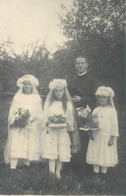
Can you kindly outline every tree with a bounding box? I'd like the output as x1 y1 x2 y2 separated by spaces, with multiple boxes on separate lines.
59 0 125 43
0 39 51 93
57 0 125 104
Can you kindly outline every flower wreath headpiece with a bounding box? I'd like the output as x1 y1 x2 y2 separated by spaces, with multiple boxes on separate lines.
49 79 67 91
17 75 39 88
95 86 114 97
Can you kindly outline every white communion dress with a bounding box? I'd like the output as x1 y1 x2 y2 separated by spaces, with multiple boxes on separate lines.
4 93 43 165
86 106 119 167
41 101 74 162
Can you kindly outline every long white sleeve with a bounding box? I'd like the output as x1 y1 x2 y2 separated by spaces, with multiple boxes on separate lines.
110 108 119 137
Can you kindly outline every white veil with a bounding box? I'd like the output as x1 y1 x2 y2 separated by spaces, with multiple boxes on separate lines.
4 75 42 164
43 79 81 154
8 75 41 119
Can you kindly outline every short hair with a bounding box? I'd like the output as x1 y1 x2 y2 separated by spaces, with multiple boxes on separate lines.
76 55 86 59
76 56 87 62
76 56 89 66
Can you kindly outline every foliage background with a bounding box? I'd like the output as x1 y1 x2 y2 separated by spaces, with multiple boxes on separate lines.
0 0 125 104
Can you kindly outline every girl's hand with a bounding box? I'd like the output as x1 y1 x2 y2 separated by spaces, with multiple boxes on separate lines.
46 122 49 126
90 134 95 140
67 122 74 132
108 136 114 146
30 117 39 123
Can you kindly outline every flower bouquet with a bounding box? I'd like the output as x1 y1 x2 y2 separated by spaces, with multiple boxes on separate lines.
87 113 100 139
10 107 31 132
47 114 67 128
77 107 100 132
76 105 91 131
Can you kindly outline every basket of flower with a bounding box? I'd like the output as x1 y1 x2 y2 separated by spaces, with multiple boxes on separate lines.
10 107 31 132
47 114 67 128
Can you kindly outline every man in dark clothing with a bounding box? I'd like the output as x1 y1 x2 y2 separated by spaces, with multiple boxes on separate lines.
69 56 100 173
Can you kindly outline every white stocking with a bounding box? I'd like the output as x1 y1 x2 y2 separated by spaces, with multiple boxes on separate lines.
25 160 30 166
101 166 107 174
10 158 18 169
93 165 100 173
56 160 62 178
49 160 55 174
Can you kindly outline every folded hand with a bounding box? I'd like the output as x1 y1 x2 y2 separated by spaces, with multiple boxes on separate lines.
72 95 81 103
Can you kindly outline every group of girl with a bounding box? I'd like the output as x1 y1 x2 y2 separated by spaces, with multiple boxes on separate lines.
4 74 119 180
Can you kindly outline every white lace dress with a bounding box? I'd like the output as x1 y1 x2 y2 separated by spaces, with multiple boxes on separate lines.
86 106 119 167
41 101 74 162
4 94 43 164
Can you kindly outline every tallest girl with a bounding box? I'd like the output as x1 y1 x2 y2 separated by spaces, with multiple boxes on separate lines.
4 75 43 169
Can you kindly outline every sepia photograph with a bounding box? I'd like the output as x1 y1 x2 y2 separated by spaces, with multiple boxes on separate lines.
0 0 125 195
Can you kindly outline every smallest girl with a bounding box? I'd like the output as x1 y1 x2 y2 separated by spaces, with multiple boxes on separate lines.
86 86 119 181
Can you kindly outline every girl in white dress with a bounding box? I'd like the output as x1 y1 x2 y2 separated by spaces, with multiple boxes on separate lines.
41 79 79 179
86 86 119 178
4 75 43 169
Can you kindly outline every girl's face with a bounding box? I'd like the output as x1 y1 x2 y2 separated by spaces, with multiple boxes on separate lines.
97 95 109 106
54 87 64 100
23 81 33 94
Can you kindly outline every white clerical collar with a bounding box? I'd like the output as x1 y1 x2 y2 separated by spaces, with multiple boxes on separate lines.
77 71 87 77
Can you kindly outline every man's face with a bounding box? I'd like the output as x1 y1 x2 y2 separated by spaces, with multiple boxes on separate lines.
75 57 88 74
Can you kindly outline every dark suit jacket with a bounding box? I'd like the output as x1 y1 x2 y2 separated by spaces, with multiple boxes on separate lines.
69 72 100 109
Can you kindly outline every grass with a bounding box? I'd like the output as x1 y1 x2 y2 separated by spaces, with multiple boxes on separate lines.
0 94 126 195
